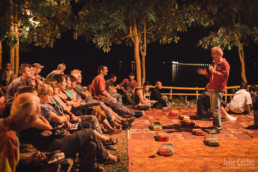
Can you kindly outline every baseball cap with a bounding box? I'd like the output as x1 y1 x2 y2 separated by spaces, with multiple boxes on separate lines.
33 63 44 69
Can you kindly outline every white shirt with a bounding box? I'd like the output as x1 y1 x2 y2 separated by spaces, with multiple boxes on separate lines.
228 89 252 113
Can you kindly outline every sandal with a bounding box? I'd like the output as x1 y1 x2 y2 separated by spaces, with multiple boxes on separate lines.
105 138 118 145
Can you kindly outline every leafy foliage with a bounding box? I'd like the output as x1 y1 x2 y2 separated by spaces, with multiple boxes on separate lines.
0 0 73 48
197 0 258 50
75 0 213 52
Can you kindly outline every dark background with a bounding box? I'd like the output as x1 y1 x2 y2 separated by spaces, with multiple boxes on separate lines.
2 27 258 87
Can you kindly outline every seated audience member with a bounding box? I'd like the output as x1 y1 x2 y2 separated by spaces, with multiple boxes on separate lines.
1 86 37 119
106 73 123 103
0 63 13 86
70 69 91 100
5 63 32 103
249 84 257 109
37 83 117 149
52 74 121 134
46 63 66 79
0 87 5 104
253 89 258 126
151 81 169 109
133 81 156 110
226 82 252 116
120 72 137 105
0 93 48 172
197 84 237 121
33 63 45 86
18 94 121 172
91 66 139 118
44 79 103 134
69 71 134 129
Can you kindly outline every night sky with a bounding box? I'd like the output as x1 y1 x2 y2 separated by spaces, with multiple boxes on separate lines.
2 26 257 87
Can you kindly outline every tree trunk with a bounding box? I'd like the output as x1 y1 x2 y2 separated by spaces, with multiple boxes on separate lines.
14 23 19 78
234 34 247 83
0 41 2 70
140 18 147 85
231 13 247 83
236 42 247 83
10 0 15 78
133 18 142 87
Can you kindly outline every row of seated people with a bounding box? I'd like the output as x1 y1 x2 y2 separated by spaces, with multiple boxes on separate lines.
0 62 170 111
1 63 162 172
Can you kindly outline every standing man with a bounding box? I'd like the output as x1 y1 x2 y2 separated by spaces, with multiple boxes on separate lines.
120 72 137 105
5 63 33 103
198 47 230 134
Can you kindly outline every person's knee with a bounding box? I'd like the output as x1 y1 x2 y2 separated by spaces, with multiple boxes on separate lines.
88 141 97 150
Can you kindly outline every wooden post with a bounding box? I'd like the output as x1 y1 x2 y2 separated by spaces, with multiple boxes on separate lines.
170 88 172 100
196 87 199 100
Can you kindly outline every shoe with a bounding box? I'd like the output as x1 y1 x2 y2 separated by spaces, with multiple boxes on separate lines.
184 104 190 108
225 114 237 122
127 117 136 125
208 129 220 134
121 120 131 130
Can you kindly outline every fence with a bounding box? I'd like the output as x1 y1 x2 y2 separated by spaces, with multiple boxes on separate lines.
150 85 258 103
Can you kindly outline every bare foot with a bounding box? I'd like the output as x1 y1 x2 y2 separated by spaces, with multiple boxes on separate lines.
105 154 122 164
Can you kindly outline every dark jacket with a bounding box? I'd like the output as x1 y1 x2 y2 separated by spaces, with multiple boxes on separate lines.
151 87 166 107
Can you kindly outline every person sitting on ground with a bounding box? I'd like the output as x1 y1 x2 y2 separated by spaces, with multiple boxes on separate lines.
0 93 49 172
120 72 137 105
92 65 140 118
226 82 252 116
197 83 237 121
5 63 33 103
33 63 45 86
46 63 66 79
249 84 257 109
151 81 170 109
133 81 156 110
105 73 123 103
0 63 13 86
253 89 258 126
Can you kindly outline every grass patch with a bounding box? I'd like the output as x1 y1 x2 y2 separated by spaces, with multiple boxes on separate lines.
101 130 129 172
